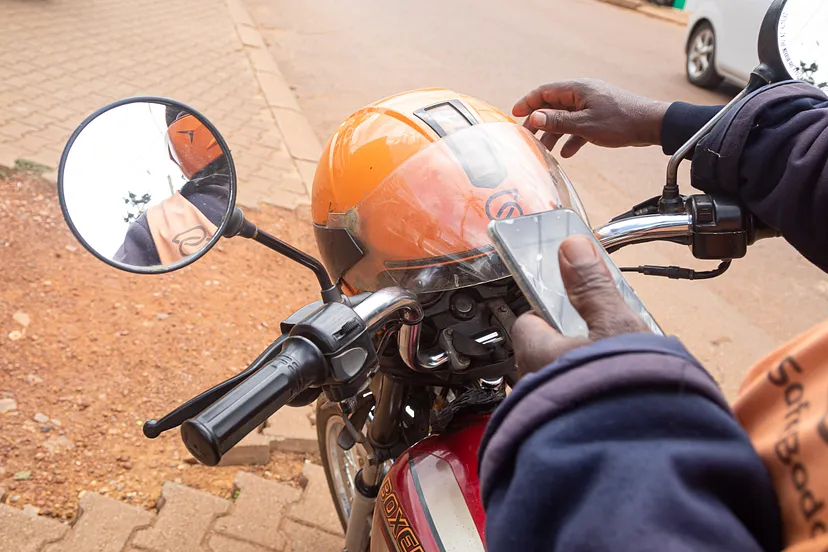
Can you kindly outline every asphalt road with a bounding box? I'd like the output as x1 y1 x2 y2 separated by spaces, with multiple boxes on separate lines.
246 0 828 397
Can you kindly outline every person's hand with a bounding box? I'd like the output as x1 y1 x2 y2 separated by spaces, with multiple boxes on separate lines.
512 234 651 377
513 79 670 158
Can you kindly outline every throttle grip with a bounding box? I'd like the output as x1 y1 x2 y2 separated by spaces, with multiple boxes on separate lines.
181 337 326 466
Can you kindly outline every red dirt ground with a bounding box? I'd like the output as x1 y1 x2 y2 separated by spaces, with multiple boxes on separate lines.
0 169 322 519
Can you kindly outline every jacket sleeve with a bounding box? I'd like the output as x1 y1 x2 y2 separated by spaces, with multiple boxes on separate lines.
691 81 828 271
661 102 723 157
479 334 782 552
113 215 161 266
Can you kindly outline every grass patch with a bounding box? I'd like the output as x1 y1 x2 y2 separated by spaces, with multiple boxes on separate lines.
15 159 51 175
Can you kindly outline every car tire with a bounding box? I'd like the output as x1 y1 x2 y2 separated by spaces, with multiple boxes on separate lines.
686 22 724 89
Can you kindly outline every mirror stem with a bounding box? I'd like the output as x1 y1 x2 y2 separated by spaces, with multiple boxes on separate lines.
660 82 758 213
224 207 340 303
252 229 339 302
223 207 257 239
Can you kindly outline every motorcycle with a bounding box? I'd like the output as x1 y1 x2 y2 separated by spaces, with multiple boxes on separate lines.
56 0 822 550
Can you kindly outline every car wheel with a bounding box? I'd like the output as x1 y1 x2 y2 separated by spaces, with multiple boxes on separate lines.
686 22 724 88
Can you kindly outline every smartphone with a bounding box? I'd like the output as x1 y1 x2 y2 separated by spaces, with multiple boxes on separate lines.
488 208 662 337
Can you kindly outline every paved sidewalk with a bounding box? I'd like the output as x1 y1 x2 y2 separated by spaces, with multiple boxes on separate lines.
0 0 321 209
0 389 339 551
0 463 344 552
1 0 341 548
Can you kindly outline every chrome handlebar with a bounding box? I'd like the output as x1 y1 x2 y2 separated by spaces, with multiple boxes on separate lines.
352 287 422 333
350 286 507 373
593 213 693 251
351 212 698 373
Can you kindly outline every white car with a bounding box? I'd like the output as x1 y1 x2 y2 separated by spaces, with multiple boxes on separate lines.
683 0 774 88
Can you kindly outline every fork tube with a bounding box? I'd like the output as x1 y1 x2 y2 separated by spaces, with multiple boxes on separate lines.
368 375 405 447
344 464 383 552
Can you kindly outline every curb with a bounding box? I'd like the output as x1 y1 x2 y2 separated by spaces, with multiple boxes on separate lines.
225 0 322 210
218 405 318 466
596 0 691 26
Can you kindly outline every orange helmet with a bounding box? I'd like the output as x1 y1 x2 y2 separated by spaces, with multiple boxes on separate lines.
166 113 223 180
312 88 586 295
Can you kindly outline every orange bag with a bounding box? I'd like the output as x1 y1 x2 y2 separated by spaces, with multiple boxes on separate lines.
734 321 828 551
145 192 217 265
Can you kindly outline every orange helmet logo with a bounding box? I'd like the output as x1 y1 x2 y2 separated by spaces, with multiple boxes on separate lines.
166 114 222 180
485 189 525 221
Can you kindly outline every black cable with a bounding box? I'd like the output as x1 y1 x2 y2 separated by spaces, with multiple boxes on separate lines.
620 260 732 280
376 322 401 358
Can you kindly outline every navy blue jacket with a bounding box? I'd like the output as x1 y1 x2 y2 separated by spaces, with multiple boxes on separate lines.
480 82 828 551
113 177 229 266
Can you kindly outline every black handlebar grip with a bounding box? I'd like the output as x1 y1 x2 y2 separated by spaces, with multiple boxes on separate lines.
181 337 326 466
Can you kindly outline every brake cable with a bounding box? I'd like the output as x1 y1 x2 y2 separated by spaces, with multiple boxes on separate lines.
620 260 732 280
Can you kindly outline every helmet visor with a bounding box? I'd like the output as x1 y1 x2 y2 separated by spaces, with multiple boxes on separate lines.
339 123 587 294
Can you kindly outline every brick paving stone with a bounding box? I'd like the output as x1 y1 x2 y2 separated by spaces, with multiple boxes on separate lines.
293 160 318 197
263 405 318 454
213 471 302 550
238 25 268 49
227 0 256 26
258 72 302 112
218 431 272 466
209 534 273 552
240 176 309 210
0 145 15 169
252 165 307 196
0 0 309 209
130 482 229 552
44 493 154 552
272 108 323 163
288 463 343 536
0 503 68 552
281 520 344 552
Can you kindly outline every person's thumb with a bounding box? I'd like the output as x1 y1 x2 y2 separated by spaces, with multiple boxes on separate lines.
511 313 588 376
529 109 588 136
558 235 642 338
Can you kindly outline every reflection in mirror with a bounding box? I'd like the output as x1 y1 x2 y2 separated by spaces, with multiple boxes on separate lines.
60 101 235 273
778 0 828 91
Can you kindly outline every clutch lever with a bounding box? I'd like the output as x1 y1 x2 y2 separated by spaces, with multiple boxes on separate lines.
609 195 664 223
143 334 289 438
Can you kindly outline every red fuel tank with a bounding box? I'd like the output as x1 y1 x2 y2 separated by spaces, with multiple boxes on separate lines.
370 415 489 552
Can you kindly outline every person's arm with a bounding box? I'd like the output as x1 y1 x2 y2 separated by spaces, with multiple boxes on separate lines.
113 216 161 266
691 81 828 271
660 102 723 156
512 79 723 158
479 236 782 552
481 338 782 552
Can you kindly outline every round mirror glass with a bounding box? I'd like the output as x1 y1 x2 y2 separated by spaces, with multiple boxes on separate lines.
778 0 828 91
58 99 236 273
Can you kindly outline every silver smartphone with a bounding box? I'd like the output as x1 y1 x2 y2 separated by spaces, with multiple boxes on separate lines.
488 208 662 337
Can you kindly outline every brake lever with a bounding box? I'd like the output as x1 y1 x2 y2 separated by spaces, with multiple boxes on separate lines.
142 334 289 438
609 195 667 223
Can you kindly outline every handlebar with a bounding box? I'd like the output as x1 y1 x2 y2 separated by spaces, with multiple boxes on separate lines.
593 213 692 253
351 287 422 332
177 195 773 464
181 336 327 466
594 194 779 258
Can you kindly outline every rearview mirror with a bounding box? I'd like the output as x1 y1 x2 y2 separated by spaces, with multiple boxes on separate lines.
58 98 237 274
758 0 828 90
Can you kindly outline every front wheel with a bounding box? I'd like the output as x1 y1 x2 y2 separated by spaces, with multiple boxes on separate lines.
686 22 724 88
317 398 368 531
